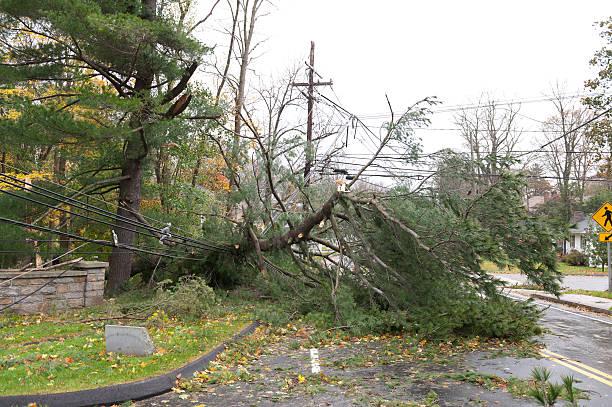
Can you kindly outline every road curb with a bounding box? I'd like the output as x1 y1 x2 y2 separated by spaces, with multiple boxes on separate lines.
529 293 612 316
0 321 260 407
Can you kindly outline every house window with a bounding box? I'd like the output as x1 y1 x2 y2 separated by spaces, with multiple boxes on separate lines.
570 235 576 249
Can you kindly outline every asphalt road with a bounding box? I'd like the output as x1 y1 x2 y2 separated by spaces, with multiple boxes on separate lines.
470 297 612 406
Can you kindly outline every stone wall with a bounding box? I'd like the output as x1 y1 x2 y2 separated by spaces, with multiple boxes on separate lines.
0 261 106 314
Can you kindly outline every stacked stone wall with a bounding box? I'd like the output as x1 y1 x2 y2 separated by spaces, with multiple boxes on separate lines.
0 261 106 314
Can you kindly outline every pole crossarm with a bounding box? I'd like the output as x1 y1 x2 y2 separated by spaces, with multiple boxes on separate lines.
291 81 333 87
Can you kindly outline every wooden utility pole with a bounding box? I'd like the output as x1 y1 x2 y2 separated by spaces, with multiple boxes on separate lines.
292 41 332 184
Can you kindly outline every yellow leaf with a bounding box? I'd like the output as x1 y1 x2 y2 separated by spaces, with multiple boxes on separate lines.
297 374 306 384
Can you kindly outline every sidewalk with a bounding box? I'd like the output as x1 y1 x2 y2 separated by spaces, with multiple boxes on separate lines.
509 288 612 316
493 273 608 291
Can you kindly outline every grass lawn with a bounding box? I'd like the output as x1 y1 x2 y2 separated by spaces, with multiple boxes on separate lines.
0 305 250 395
562 289 612 299
481 260 606 276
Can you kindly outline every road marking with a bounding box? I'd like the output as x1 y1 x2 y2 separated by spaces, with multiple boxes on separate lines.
310 348 321 374
539 351 612 387
540 349 612 380
504 293 612 326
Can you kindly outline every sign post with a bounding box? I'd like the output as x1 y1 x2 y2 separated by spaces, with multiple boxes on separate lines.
592 202 612 292
607 242 612 292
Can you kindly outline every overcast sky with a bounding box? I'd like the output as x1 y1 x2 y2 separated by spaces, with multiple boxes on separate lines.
197 0 610 153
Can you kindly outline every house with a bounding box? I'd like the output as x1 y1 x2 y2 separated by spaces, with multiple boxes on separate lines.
565 216 594 254
526 191 557 213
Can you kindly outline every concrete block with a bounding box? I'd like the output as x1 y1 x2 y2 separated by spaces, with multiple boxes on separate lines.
67 298 85 308
20 295 44 304
0 297 14 305
15 302 43 314
56 283 85 294
87 281 105 291
17 285 56 295
75 261 109 270
38 286 57 295
87 273 106 282
86 289 104 297
59 291 86 300
0 288 19 297
105 325 155 356
85 296 104 306
12 278 47 286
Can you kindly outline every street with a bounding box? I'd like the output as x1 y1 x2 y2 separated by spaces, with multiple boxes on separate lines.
469 295 612 406
137 296 611 407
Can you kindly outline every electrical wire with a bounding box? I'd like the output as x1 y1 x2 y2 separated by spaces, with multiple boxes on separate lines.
516 107 612 158
0 161 225 246
313 86 612 191
0 172 232 253
0 242 89 287
354 93 589 119
0 266 75 313
0 178 227 254
0 216 215 260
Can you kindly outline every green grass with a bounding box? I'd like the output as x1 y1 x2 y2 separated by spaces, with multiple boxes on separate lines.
557 263 607 275
562 289 612 299
481 260 606 276
0 309 249 395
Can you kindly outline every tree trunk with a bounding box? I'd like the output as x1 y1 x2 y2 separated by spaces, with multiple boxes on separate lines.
107 155 143 293
106 0 156 294
191 157 202 187
53 151 70 254
230 0 259 186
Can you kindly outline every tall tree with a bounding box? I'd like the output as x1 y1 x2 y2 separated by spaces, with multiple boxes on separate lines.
584 17 612 188
538 92 594 224
455 96 522 184
584 16 612 111
0 0 218 292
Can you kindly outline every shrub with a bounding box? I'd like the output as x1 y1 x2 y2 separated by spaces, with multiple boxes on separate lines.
155 275 216 318
561 250 588 266
527 367 587 406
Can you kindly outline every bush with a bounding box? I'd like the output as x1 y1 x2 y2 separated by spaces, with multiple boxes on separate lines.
154 251 257 290
155 275 216 318
561 250 588 266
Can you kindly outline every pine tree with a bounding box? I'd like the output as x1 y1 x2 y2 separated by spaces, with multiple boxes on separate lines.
0 0 215 292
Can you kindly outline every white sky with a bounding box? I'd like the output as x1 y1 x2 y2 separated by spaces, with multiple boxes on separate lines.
196 0 610 154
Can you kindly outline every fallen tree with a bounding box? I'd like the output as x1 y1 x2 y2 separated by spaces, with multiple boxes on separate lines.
193 94 561 337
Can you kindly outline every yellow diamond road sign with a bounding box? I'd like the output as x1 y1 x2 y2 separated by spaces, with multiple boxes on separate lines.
592 202 612 231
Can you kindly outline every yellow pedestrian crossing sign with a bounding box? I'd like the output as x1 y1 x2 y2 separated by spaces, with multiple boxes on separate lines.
592 202 612 231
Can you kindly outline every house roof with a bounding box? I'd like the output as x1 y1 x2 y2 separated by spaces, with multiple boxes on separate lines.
569 218 596 234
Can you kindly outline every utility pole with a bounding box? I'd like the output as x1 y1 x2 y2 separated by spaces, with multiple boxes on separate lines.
292 41 332 184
